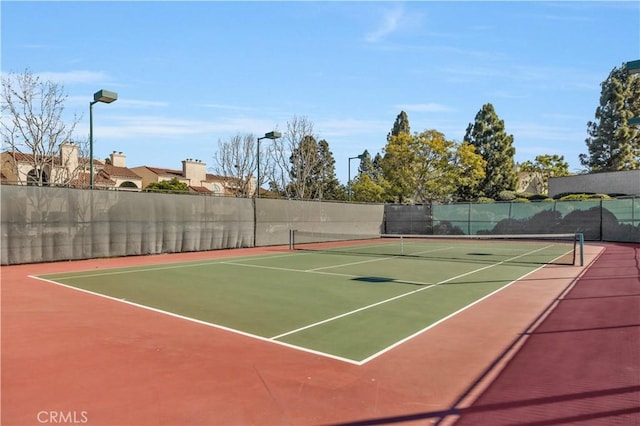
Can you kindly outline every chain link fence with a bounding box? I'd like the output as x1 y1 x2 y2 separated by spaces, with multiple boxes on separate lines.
2 185 637 265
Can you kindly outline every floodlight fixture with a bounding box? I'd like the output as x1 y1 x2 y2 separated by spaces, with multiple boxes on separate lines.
348 151 367 201
625 59 640 75
89 89 118 189
256 131 282 198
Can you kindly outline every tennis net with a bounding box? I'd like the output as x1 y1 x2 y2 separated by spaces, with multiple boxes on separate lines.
290 231 584 266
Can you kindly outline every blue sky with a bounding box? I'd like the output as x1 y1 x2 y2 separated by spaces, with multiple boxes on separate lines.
2 1 639 183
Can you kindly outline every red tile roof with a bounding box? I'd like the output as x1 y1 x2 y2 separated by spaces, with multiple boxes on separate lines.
144 167 183 177
70 171 116 188
3 150 103 166
101 164 142 180
189 186 213 193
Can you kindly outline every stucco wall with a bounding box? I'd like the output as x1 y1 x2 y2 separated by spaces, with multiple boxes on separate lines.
549 170 640 197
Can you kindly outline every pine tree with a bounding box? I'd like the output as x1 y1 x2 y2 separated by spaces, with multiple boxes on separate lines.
288 136 344 200
288 135 320 199
316 139 344 200
381 133 416 203
579 64 640 171
371 153 385 182
387 111 411 141
464 103 517 199
351 150 388 202
357 150 374 177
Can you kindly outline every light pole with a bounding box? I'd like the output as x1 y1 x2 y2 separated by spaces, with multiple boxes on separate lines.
89 89 117 189
256 131 281 198
348 151 366 201
626 60 640 126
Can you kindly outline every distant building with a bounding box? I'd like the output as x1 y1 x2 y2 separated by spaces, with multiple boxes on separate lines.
0 143 142 190
99 151 144 190
549 170 640 197
131 159 255 196
1 145 252 196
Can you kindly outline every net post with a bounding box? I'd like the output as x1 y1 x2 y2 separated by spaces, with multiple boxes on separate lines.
289 229 294 251
577 233 584 266
401 235 404 255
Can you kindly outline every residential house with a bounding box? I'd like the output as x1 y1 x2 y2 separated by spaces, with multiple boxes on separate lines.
0 143 143 190
99 151 144 190
131 159 255 196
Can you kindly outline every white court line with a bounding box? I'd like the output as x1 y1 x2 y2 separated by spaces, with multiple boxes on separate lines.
37 251 311 280
223 260 434 286
358 261 551 364
306 246 453 272
220 261 359 279
269 245 554 341
28 275 362 366
31 244 558 365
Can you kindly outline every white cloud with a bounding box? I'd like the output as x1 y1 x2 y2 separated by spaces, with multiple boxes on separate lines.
36 70 110 85
364 6 406 43
79 115 279 141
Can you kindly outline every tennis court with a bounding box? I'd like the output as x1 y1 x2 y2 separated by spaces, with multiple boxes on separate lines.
33 234 582 364
4 238 612 426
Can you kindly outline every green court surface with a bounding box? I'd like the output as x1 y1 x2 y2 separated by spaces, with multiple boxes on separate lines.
35 238 575 364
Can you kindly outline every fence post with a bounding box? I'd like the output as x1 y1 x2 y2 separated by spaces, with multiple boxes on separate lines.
599 198 603 242
253 197 257 247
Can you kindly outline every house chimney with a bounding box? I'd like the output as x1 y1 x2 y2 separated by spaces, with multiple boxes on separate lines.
182 158 206 185
59 142 79 174
110 151 126 167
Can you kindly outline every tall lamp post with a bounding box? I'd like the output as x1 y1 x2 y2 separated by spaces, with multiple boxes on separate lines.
256 131 281 198
626 60 640 126
348 151 366 201
89 89 118 189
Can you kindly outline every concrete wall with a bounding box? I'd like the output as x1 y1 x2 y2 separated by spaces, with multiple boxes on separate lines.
549 170 640 197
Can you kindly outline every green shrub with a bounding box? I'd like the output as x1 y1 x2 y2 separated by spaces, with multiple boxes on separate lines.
497 190 517 201
559 193 611 201
476 197 495 203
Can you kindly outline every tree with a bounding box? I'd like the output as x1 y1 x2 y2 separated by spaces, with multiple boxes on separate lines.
412 130 485 203
316 139 345 200
464 103 517 199
452 140 487 202
212 133 257 197
357 150 374 178
268 115 315 198
371 153 385 183
381 132 416 203
1 69 83 186
380 130 485 203
349 150 387 202
288 134 320 199
387 110 411 141
145 177 189 193
350 174 387 202
287 135 343 200
519 154 570 195
579 64 640 171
